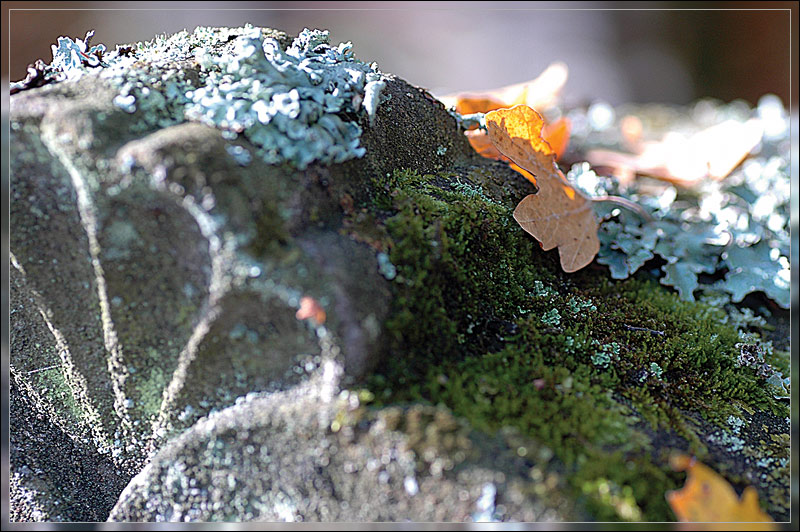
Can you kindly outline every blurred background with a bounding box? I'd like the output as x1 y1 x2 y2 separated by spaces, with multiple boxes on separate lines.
3 1 796 107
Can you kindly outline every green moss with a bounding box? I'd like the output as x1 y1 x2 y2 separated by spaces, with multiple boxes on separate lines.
369 168 558 380
355 168 787 521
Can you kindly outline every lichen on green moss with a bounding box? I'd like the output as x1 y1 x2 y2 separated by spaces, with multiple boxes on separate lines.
356 167 788 521
591 342 619 369
540 308 562 327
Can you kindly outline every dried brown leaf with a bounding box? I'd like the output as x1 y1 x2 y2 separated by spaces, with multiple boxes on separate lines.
587 118 763 187
486 105 599 273
439 61 569 115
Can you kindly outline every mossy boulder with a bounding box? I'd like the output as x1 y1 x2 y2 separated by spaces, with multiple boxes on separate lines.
9 25 789 523
109 384 577 521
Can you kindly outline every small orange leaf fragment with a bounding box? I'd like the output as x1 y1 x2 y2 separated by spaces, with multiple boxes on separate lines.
454 96 507 116
486 105 599 273
666 454 775 527
509 163 538 187
296 296 326 325
466 129 503 159
541 117 571 160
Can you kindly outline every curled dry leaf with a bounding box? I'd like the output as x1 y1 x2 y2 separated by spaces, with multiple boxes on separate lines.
587 118 764 187
438 61 569 116
666 455 775 527
441 62 571 161
486 105 599 273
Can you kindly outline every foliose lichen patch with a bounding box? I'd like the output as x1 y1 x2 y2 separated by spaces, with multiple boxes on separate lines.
10 30 108 95
15 25 386 169
184 27 386 168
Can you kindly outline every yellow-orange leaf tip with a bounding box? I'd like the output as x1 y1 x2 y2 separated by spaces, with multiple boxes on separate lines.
485 105 599 273
666 454 775 526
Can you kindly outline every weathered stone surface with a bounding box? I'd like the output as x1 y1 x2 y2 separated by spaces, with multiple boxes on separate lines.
108 385 578 522
9 380 130 522
9 25 524 520
8 45 416 473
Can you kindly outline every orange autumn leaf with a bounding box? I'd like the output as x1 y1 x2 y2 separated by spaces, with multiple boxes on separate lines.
467 117 571 162
443 63 571 160
666 455 775 527
465 130 544 186
587 118 763 187
439 61 569 116
441 63 571 159
454 96 506 116
295 296 326 325
486 105 599 273
541 117 571 161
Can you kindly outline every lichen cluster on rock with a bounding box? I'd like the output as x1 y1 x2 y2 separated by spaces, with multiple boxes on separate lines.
9 26 790 523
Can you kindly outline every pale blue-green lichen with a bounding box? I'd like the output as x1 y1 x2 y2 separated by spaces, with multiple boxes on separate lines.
9 30 107 93
22 25 387 169
591 351 611 369
540 308 561 327
377 252 397 281
531 280 557 298
649 362 663 380
451 178 500 206
566 296 596 314
225 144 252 167
734 341 790 400
566 95 790 309
185 26 386 168
726 415 745 433
50 30 107 74
707 415 747 453
591 342 620 369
